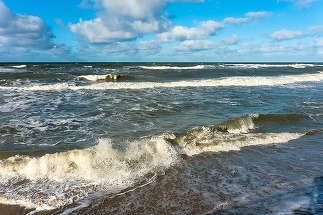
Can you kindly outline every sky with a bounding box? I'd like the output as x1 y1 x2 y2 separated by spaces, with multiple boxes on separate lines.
0 0 323 62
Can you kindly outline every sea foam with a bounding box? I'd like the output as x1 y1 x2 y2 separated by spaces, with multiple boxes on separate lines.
170 115 305 156
0 137 178 210
11 65 27 69
0 114 308 211
1 72 323 92
138 65 213 70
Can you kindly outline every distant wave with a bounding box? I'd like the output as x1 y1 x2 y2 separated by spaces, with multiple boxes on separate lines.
0 65 27 72
78 73 126 81
2 72 322 91
78 74 113 81
221 63 317 69
138 63 318 70
138 65 215 70
11 65 27 69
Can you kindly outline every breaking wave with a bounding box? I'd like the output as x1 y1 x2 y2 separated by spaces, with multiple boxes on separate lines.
138 63 318 70
78 73 123 81
138 65 215 70
0 137 178 211
11 65 27 69
221 63 317 69
167 115 305 156
0 114 312 211
0 115 305 210
1 72 323 92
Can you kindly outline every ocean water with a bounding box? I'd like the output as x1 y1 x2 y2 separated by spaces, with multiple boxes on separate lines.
0 62 323 214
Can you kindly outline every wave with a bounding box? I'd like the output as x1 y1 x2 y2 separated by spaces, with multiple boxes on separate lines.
138 65 215 70
2 72 322 92
0 137 178 211
0 68 15 73
221 63 317 69
78 73 123 81
138 63 318 70
0 113 315 211
167 115 305 156
11 65 27 69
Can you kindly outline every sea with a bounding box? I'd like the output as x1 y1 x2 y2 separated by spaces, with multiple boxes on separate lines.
0 62 323 215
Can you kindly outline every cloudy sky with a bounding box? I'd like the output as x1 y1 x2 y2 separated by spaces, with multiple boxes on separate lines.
0 0 322 62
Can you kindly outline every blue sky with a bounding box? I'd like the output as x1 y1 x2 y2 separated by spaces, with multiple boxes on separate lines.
0 0 322 62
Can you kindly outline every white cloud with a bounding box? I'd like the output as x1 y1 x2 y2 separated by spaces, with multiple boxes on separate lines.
245 11 271 20
296 0 317 7
174 40 216 52
70 0 171 43
269 29 303 41
223 11 270 26
168 0 205 2
73 39 161 61
238 42 314 58
138 40 160 49
223 17 248 25
278 0 317 8
69 18 137 43
256 44 284 53
0 1 55 49
100 0 166 19
222 34 239 45
315 39 323 47
70 0 211 44
157 20 223 42
309 26 323 34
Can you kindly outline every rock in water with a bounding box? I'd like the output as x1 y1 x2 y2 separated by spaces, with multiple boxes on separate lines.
105 74 121 81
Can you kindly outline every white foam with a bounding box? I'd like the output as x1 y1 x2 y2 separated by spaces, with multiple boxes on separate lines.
0 94 39 112
0 68 15 73
79 73 120 81
0 196 55 212
4 72 322 92
0 137 178 210
180 132 304 156
222 63 316 69
11 65 27 69
78 74 110 81
138 65 213 70
0 127 307 210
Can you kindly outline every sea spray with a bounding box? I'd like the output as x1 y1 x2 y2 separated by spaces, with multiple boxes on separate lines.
0 137 178 210
1 72 323 91
169 115 305 156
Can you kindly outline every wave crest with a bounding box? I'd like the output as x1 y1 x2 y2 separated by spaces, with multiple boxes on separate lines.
78 73 123 81
0 113 315 211
169 115 304 156
138 65 214 70
0 137 178 210
2 72 323 91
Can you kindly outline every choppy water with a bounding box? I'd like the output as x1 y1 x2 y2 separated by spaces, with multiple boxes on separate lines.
0 62 323 214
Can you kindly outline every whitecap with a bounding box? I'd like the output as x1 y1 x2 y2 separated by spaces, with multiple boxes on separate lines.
11 65 27 69
6 71 322 91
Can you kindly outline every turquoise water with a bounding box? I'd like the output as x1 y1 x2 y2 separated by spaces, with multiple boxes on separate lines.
0 63 323 214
